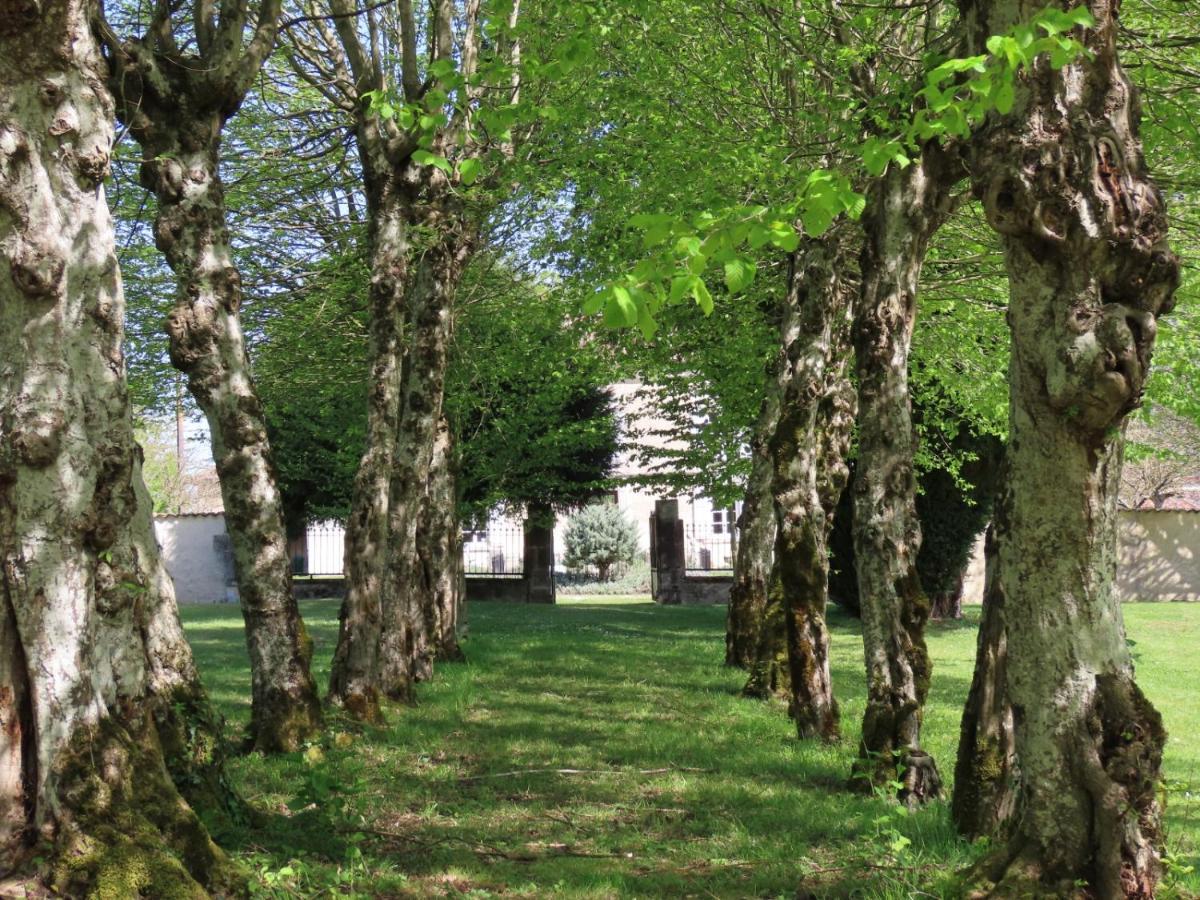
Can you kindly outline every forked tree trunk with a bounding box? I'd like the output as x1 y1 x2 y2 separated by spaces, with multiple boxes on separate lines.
0 8 239 892
726 373 781 668
102 7 322 753
961 1 1180 893
952 521 1018 839
419 416 466 664
850 153 953 802
767 237 857 741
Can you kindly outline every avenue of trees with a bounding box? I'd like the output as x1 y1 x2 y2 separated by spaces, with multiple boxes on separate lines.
1 0 1197 896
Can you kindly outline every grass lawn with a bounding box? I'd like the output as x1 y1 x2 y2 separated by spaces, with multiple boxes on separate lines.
181 598 1200 898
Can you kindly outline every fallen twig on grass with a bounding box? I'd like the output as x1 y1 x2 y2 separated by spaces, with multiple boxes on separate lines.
458 765 712 782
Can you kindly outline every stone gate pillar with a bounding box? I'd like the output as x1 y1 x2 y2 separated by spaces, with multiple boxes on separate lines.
523 504 556 604
652 499 686 605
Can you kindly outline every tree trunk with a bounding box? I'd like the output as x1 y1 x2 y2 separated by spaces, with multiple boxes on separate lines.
726 371 781 669
741 562 789 701
768 237 857 742
102 11 322 752
419 416 466 664
134 120 322 753
0 9 240 892
952 522 1018 840
376 220 473 696
961 2 1179 893
329 188 410 722
850 154 953 803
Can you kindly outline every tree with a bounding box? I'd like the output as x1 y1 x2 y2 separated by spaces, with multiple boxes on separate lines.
97 0 323 751
849 147 956 802
287 0 540 718
957 1 1180 893
563 504 639 581
0 4 239 892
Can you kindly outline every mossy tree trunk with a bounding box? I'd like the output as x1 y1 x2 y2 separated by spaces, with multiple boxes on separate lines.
726 371 781 669
850 153 954 802
767 237 857 742
0 6 240 892
98 0 323 754
960 1 1180 893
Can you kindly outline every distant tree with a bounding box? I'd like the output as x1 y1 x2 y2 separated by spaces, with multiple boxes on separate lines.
563 504 640 581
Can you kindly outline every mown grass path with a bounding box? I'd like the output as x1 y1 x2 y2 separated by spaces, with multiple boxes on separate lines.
181 598 1200 898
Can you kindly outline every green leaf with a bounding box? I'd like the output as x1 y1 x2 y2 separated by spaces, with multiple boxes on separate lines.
412 149 452 174
458 158 481 186
723 258 756 294
994 80 1015 115
691 279 713 314
604 285 638 328
668 275 693 304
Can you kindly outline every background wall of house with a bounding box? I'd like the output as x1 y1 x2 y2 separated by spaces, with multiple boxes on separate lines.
1117 510 1200 601
153 513 236 604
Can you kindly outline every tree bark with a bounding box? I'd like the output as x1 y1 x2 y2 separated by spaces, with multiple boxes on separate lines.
849 154 954 803
0 7 240 892
960 2 1180 893
375 215 473 696
952 521 1018 840
102 3 322 753
767 236 857 742
329 179 411 721
726 371 781 669
419 416 466 664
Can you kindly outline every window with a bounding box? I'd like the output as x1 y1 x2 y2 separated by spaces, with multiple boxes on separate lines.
712 509 731 535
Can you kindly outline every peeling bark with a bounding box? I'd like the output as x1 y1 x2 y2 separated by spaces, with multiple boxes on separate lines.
726 373 780 669
0 7 240 892
959 1 1180 894
850 154 954 803
766 236 857 742
100 1 322 753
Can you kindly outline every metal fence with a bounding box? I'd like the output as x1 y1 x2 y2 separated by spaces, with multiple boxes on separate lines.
462 524 524 577
291 522 346 577
684 524 736 573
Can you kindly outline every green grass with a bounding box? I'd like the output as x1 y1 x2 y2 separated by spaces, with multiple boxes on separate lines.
180 598 1200 898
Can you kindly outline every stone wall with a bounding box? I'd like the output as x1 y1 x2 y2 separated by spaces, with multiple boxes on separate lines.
153 513 236 604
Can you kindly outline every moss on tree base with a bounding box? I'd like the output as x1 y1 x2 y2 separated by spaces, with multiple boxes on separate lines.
38 712 246 899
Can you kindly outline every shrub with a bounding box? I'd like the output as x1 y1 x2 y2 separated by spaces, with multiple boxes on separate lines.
562 503 640 581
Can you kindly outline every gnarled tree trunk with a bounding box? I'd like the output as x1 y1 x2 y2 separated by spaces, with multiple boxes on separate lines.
101 1 322 753
961 1 1179 893
850 153 953 803
726 372 781 669
0 8 239 892
767 237 857 741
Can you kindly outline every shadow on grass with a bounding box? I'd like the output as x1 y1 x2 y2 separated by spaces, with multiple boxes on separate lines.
179 597 1200 898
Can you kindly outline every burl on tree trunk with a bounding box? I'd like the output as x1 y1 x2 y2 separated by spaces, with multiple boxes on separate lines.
766 237 857 741
0 5 241 893
99 0 323 752
850 152 954 803
726 372 780 669
960 1 1180 894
